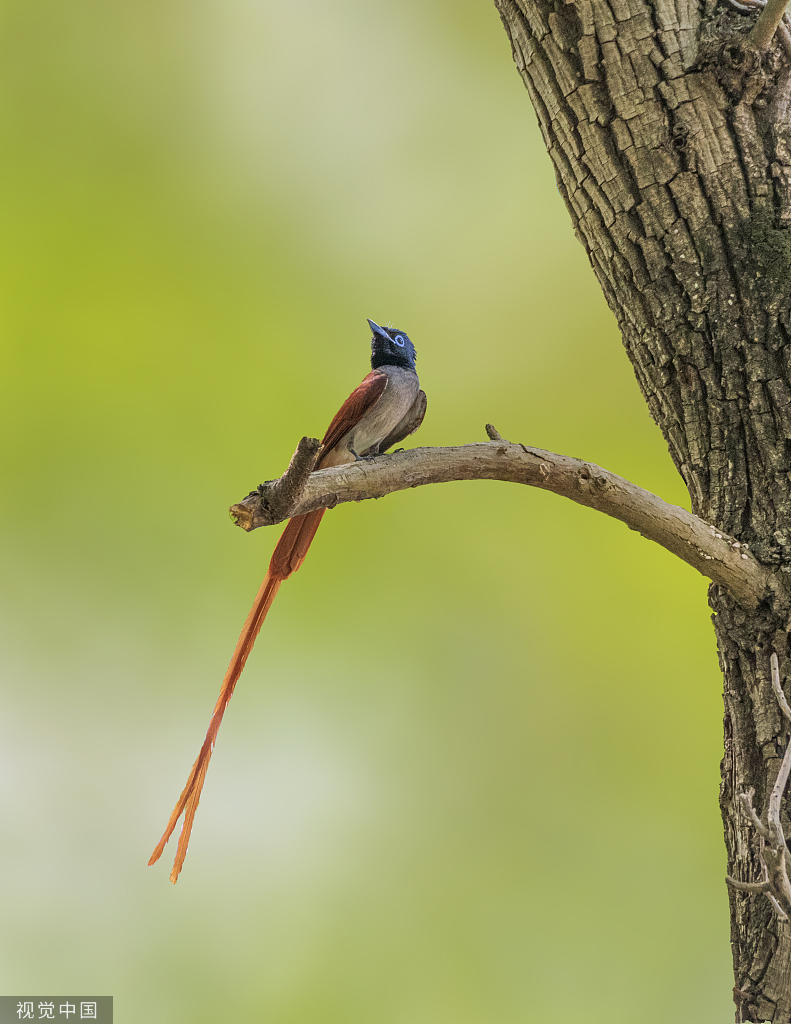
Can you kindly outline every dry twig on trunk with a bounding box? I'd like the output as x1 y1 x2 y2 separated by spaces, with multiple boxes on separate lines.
727 653 791 921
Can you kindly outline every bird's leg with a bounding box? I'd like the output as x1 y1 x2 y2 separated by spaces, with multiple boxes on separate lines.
353 445 383 460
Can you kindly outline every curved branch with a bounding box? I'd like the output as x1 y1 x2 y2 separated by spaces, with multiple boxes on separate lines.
229 431 771 611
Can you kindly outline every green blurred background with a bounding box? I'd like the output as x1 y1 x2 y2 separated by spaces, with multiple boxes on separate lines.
0 0 731 1021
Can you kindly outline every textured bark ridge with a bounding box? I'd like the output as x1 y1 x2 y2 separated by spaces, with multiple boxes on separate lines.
493 0 791 1018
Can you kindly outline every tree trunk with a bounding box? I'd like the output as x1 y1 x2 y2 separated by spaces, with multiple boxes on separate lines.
493 0 791 1018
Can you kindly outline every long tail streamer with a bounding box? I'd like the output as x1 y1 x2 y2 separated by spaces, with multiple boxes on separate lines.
148 508 326 882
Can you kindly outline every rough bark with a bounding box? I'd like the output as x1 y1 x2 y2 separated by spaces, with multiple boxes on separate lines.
492 0 791 1017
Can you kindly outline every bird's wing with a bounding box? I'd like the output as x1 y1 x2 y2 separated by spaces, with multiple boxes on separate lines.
318 369 388 464
374 389 427 454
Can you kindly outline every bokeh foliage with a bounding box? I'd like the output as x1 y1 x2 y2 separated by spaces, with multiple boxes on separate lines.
0 0 731 1021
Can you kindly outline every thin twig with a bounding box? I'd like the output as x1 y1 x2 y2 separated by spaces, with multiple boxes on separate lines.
778 18 791 56
726 875 771 893
771 653 791 722
768 654 791 852
750 0 791 51
727 652 791 920
763 846 791 916
739 788 772 840
729 0 791 57
229 432 770 611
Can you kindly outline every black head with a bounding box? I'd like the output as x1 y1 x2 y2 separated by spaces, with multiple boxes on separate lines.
367 319 417 371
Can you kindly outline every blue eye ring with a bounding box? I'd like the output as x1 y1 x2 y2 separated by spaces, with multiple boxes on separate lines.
394 335 405 347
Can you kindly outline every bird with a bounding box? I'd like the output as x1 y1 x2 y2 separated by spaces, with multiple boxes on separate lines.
148 319 427 883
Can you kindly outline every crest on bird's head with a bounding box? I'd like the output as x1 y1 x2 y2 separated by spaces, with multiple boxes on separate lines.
367 319 417 371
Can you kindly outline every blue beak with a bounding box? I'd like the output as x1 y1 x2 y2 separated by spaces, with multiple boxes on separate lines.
367 318 389 339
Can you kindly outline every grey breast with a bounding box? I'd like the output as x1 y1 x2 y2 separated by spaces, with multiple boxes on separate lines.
345 366 421 457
